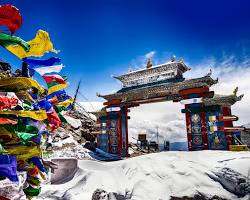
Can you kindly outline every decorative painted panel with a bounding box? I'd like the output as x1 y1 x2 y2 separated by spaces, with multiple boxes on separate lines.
98 119 109 152
206 110 227 150
110 118 119 154
190 112 204 150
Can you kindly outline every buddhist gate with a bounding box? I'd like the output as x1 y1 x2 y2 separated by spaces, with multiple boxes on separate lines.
96 58 245 157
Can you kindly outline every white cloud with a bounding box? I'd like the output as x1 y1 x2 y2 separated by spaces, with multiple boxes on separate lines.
145 51 156 59
130 51 157 70
128 102 186 143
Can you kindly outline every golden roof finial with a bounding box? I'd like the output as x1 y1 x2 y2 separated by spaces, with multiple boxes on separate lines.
233 87 238 96
146 57 153 69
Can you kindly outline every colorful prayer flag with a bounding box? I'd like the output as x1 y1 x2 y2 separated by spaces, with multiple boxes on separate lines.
43 74 66 84
0 77 45 94
34 64 64 76
0 5 22 34
0 118 17 125
23 57 61 67
6 30 58 59
0 155 19 182
0 110 47 121
4 146 41 161
0 32 29 51
48 83 69 95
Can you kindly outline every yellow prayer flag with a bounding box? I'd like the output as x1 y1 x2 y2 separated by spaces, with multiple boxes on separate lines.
16 90 36 102
6 30 59 59
0 77 45 94
5 145 42 161
0 127 13 138
57 98 73 108
48 83 69 95
0 110 47 121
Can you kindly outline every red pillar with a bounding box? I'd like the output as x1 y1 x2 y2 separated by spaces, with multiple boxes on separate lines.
125 108 129 156
185 105 192 150
222 106 233 148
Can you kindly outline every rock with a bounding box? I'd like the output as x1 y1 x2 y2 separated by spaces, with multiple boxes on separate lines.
208 167 250 197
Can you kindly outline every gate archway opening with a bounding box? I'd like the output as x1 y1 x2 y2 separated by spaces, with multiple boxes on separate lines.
96 58 245 157
128 101 186 150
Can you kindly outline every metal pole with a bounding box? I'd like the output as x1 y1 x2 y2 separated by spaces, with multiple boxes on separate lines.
72 79 81 110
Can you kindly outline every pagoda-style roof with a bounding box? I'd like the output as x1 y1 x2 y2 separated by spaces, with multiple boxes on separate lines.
114 61 189 81
98 75 218 104
113 60 190 89
203 88 244 106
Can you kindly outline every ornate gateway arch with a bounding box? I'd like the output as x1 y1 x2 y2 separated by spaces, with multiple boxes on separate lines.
96 58 245 157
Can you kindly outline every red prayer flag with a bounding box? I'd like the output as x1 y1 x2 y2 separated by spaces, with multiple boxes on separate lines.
0 96 18 110
43 74 66 84
0 118 17 125
0 5 22 34
47 109 61 131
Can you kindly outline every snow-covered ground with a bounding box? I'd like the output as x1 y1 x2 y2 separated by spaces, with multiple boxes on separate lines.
37 151 250 200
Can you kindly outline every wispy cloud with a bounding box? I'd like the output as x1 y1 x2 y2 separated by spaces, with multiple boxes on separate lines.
145 51 156 59
130 51 156 70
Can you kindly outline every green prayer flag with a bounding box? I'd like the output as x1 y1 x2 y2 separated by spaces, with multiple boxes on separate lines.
0 32 30 51
47 81 60 88
15 132 37 145
23 186 41 197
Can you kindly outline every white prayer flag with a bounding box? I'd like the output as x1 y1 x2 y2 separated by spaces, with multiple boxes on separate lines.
34 64 64 75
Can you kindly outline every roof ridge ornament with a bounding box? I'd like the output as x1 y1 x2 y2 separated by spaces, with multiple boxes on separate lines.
96 92 102 97
146 57 153 69
233 87 238 96
232 87 244 101
206 69 212 77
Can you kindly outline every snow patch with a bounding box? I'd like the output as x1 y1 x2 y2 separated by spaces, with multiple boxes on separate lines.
38 151 250 200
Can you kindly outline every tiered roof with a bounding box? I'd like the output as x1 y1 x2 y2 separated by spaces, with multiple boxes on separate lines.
203 88 244 106
98 59 243 107
98 74 218 104
113 60 190 90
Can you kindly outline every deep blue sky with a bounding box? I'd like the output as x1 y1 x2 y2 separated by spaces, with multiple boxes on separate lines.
0 0 250 100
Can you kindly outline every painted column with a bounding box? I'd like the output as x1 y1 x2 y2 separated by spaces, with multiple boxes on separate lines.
120 107 129 157
97 116 109 152
180 86 210 151
107 109 121 155
99 104 129 157
185 105 192 150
